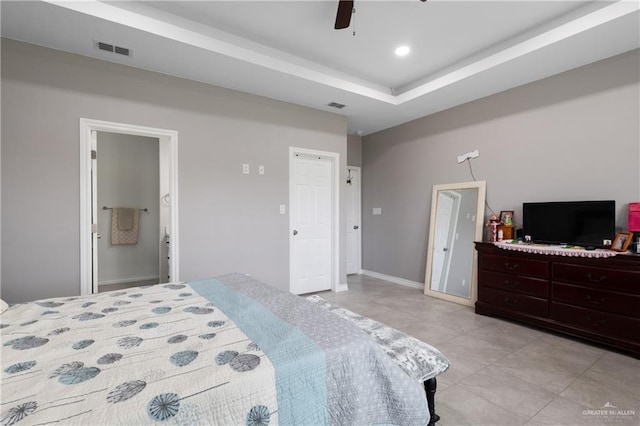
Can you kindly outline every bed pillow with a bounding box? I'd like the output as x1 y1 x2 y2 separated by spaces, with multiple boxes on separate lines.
0 299 9 314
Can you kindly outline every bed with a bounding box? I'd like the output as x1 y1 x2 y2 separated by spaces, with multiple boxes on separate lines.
1 273 449 425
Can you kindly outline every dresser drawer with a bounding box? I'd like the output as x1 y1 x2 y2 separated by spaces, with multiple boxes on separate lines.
482 270 548 298
553 263 640 294
481 254 549 278
553 283 640 318
551 302 640 342
480 287 548 317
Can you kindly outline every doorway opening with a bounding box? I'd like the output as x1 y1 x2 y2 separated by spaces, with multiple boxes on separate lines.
79 118 179 295
346 166 361 275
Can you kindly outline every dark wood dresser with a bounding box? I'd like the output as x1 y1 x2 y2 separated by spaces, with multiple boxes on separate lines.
475 242 640 357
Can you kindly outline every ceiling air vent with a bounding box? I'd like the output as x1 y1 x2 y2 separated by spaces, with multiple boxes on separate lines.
328 102 346 109
94 40 132 57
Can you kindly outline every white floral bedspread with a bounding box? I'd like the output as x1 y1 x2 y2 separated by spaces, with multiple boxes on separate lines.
1 282 277 425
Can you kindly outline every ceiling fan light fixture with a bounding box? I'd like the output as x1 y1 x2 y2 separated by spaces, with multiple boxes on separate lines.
395 46 411 57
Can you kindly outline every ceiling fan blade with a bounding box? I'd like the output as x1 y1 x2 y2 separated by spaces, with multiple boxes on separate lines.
334 0 354 30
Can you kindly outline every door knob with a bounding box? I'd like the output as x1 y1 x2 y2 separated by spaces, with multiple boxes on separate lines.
293 230 298 236
354 225 359 230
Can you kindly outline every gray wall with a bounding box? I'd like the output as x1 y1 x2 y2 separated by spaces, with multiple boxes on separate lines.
1 39 347 303
362 49 640 283
97 132 160 284
347 135 362 166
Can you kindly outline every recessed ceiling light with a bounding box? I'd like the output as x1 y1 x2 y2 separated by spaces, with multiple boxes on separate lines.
395 45 410 57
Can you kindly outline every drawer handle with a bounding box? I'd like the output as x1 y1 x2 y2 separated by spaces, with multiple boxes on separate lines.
503 297 519 306
585 294 605 305
585 273 607 283
585 315 607 327
504 280 519 289
504 262 519 271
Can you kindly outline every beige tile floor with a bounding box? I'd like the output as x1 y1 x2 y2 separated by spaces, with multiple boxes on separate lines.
316 274 640 426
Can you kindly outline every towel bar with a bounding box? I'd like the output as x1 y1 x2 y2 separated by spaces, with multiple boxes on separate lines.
102 206 148 212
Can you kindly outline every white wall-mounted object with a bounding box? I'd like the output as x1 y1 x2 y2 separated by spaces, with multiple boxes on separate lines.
373 208 382 215
259 165 265 175
279 204 286 215
457 149 480 163
243 163 250 174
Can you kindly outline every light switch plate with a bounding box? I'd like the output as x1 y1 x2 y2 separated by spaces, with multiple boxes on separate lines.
279 204 286 215
242 163 250 174
373 208 382 215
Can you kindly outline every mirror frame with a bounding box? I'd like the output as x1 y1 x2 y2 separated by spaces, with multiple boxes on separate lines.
424 180 486 307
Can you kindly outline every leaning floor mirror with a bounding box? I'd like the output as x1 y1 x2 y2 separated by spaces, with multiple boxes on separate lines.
424 181 486 307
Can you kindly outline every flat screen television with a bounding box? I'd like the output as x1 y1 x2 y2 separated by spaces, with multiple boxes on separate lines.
522 200 615 248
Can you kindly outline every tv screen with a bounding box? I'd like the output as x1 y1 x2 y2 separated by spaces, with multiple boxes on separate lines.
522 200 615 248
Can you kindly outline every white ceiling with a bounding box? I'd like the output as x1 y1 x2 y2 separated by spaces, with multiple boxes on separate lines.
2 1 639 135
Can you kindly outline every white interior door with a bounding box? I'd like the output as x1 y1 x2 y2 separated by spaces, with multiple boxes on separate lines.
441 192 461 292
290 151 333 294
431 191 455 290
346 166 361 274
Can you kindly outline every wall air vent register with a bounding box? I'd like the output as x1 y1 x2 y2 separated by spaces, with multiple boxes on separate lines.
94 40 132 57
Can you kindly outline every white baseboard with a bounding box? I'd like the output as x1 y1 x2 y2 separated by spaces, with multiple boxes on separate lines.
335 283 349 292
98 275 159 286
360 270 424 290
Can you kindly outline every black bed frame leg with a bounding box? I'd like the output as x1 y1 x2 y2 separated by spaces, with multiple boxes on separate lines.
424 377 440 425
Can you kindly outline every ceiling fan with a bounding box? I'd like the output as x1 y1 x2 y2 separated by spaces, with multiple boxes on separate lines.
334 0 354 30
334 0 427 30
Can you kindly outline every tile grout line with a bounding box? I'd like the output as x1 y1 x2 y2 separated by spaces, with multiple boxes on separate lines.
455 365 534 424
551 349 606 402
512 343 608 424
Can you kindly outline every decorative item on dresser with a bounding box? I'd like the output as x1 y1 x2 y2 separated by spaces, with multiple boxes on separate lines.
497 210 515 241
611 231 633 252
475 242 640 358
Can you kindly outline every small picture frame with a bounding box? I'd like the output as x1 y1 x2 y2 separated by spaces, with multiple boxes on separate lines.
499 210 514 226
611 232 633 252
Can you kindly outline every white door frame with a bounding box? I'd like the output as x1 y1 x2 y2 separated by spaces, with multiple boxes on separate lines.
346 165 361 274
289 147 341 293
90 130 99 291
79 118 179 295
